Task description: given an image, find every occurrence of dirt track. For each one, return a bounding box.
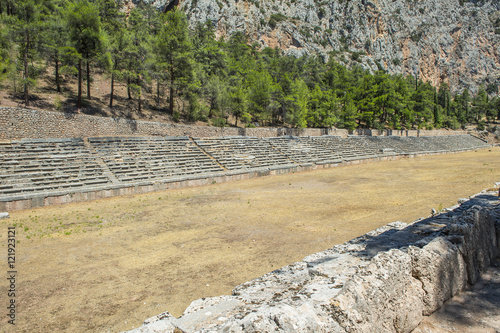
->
[1,148,499,332]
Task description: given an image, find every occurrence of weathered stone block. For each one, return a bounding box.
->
[448,206,498,284]
[327,249,424,333]
[409,237,467,315]
[219,302,343,333]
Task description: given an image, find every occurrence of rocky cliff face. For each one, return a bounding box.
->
[144,0,500,93]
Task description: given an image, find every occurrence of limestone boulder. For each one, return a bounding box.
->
[448,205,498,284]
[409,237,467,315]
[327,249,424,333]
[216,302,343,333]
[231,261,311,304]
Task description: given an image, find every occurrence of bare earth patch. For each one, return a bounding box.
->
[0,148,499,332]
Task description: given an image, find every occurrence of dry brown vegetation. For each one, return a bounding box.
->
[0,149,499,332]
[0,67,205,125]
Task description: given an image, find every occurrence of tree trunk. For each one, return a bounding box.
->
[169,67,174,115]
[86,59,91,99]
[157,80,160,107]
[55,52,61,93]
[109,71,114,108]
[127,77,131,100]
[78,58,82,109]
[138,78,142,113]
[24,32,30,107]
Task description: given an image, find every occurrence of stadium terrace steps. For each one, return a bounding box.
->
[265,136,343,165]
[88,137,225,183]
[0,138,112,197]
[193,136,297,170]
[312,136,380,161]
[0,135,490,207]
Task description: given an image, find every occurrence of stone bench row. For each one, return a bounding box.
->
[195,138,293,169]
[0,176,110,195]
[0,135,489,198]
[115,168,225,183]
[355,135,488,154]
[265,138,343,163]
[110,165,222,176]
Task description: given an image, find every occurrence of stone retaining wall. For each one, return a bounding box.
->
[0,107,467,140]
[127,192,500,333]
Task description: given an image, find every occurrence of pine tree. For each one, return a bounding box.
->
[99,1,127,109]
[10,0,42,107]
[66,0,103,108]
[43,0,68,93]
[247,70,276,125]
[155,9,193,115]
[0,17,11,83]
[288,78,309,128]
[471,86,488,123]
[229,83,248,127]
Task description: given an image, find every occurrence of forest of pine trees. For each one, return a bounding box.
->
[0,0,499,130]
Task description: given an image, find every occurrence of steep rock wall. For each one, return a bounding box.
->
[141,0,500,93]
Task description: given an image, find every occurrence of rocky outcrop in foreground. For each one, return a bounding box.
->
[127,190,499,332]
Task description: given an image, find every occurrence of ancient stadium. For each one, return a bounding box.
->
[0,107,499,332]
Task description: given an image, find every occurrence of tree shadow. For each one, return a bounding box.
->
[362,194,498,257]
[422,257,500,329]
[298,194,499,330]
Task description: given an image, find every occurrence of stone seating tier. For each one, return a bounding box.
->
[0,135,489,199]
[0,138,111,197]
[312,136,379,160]
[194,137,294,170]
[87,137,224,184]
[265,136,343,164]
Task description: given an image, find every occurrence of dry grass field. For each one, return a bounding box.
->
[0,148,499,332]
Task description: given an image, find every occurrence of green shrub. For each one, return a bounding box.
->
[54,96,63,111]
[351,52,362,62]
[211,117,227,127]
[477,120,485,131]
[364,40,371,51]
[318,8,326,18]
[270,13,287,22]
[268,14,287,29]
[410,31,423,43]
[173,111,180,122]
[269,17,277,29]
[300,27,312,39]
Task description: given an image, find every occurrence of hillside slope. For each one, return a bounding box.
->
[141,0,500,93]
